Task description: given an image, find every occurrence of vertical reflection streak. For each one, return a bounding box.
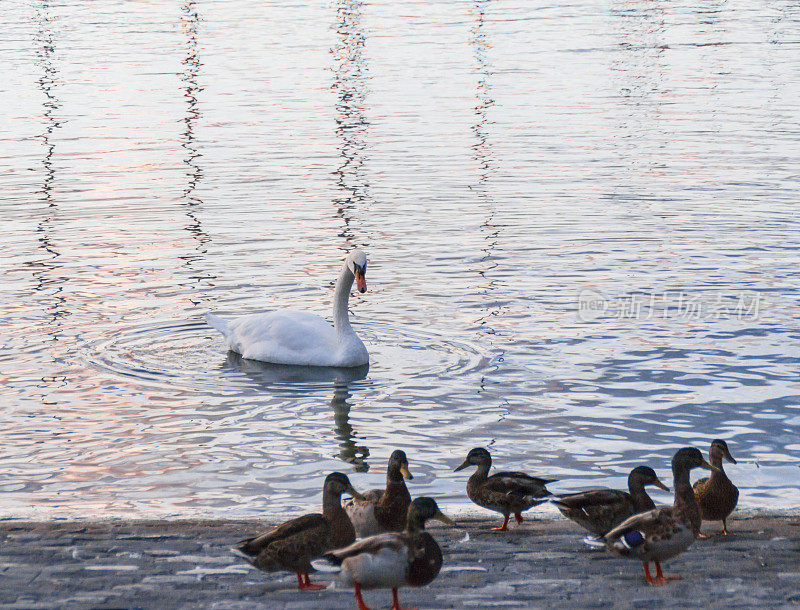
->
[607,2,668,201]
[179,1,212,304]
[330,0,371,252]
[32,1,67,349]
[470,0,506,393]
[330,382,369,472]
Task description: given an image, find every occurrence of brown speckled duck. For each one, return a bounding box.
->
[324,497,454,610]
[233,472,365,590]
[555,466,670,537]
[344,450,413,538]
[454,447,556,531]
[603,448,718,586]
[693,439,739,536]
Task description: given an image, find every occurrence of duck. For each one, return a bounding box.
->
[207,249,369,367]
[324,497,454,610]
[233,472,365,590]
[602,447,719,586]
[454,447,556,531]
[344,450,414,538]
[693,439,739,536]
[554,466,670,538]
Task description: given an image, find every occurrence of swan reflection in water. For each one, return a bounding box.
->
[222,352,370,472]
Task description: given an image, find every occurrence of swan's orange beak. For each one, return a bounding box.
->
[355,268,367,293]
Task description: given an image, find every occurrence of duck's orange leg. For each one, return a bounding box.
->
[514,511,524,524]
[643,562,663,586]
[355,582,371,610]
[654,561,681,582]
[721,519,729,535]
[697,531,710,539]
[490,514,510,531]
[390,587,415,610]
[298,572,326,590]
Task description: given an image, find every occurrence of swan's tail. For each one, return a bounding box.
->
[206,313,231,340]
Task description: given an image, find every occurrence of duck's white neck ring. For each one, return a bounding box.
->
[333,265,355,337]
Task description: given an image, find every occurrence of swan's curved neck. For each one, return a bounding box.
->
[333,265,355,337]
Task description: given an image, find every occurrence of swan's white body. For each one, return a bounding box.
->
[207,250,369,367]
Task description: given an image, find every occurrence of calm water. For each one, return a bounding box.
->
[2,0,799,519]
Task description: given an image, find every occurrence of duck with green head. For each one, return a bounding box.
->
[603,447,719,586]
[693,439,739,536]
[233,472,364,590]
[454,447,556,531]
[325,497,454,610]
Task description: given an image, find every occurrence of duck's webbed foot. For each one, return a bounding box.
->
[489,514,510,531]
[297,572,326,590]
[643,563,664,586]
[655,561,681,582]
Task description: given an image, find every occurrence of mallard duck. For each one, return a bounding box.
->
[454,447,556,531]
[324,497,454,610]
[693,439,739,536]
[233,472,365,590]
[344,450,413,537]
[603,447,719,586]
[554,466,670,537]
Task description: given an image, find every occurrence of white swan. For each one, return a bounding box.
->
[207,249,369,367]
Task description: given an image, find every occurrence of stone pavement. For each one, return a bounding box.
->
[0,516,798,608]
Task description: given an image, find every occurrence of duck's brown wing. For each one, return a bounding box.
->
[554,489,633,536]
[555,488,626,508]
[237,513,326,556]
[485,471,555,498]
[249,517,332,573]
[604,506,676,543]
[323,532,407,564]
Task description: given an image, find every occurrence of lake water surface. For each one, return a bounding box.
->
[2,0,799,518]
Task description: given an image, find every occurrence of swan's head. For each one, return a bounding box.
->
[346,249,367,293]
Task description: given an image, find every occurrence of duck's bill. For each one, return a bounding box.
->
[434,509,455,526]
[454,460,470,472]
[654,478,670,492]
[354,269,367,293]
[701,458,722,473]
[724,449,737,464]
[347,485,366,501]
[400,465,414,480]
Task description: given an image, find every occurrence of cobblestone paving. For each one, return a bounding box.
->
[0,517,798,608]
